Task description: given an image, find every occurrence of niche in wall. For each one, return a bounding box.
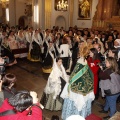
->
[18,16,27,28]
[55,16,66,29]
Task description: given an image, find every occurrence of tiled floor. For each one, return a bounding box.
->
[6,58,120,120]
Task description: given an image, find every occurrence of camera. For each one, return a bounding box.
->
[0,57,5,75]
[98,61,106,70]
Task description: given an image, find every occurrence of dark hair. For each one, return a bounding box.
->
[56,57,62,62]
[107,41,114,49]
[51,115,59,120]
[108,48,118,59]
[8,90,33,112]
[2,73,16,87]
[92,38,98,44]
[8,30,14,36]
[90,48,99,60]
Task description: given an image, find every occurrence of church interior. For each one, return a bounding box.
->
[0,0,120,120]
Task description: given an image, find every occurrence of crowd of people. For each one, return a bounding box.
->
[0,24,120,120]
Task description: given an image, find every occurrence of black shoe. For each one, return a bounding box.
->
[99,110,108,113]
[95,95,99,100]
[103,116,110,120]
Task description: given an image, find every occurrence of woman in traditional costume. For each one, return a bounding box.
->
[42,42,56,73]
[1,36,17,66]
[7,31,19,58]
[61,43,95,119]
[7,31,18,50]
[16,30,27,48]
[40,57,69,111]
[16,30,27,58]
[41,30,52,61]
[28,29,42,62]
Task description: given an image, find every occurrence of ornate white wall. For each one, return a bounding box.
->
[51,0,69,30]
[8,0,99,29]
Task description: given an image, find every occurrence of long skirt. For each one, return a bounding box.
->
[40,92,63,111]
[42,53,53,73]
[62,57,69,70]
[61,98,92,120]
[40,77,66,111]
[28,41,41,62]
[1,45,15,63]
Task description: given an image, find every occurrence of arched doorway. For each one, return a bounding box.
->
[18,16,27,28]
[55,16,66,30]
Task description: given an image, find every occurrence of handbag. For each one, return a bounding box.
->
[104,89,112,95]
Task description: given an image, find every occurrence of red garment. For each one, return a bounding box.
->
[87,57,100,94]
[0,99,42,120]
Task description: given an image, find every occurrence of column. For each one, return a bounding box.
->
[69,0,74,27]
[102,0,114,20]
[45,0,52,29]
[9,0,16,26]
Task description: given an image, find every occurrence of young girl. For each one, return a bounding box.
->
[87,48,100,95]
[40,57,68,111]
[99,57,120,119]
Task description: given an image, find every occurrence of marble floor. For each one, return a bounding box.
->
[5,58,120,120]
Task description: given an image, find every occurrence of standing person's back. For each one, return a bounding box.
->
[60,44,70,57]
[59,37,71,70]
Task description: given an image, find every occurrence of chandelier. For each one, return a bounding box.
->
[57,0,68,11]
[0,0,9,8]
[25,0,32,5]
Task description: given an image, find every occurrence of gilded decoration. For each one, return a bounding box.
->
[54,0,68,11]
[78,0,92,20]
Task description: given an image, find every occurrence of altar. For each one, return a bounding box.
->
[92,0,120,32]
[105,16,120,31]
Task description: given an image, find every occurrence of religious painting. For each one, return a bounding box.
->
[24,5,32,17]
[78,0,92,20]
[54,0,68,11]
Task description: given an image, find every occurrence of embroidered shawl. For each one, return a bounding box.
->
[68,58,94,96]
[44,59,68,99]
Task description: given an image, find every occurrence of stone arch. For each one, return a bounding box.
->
[18,16,27,28]
[55,15,66,30]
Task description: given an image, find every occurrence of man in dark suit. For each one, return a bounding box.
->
[112,30,118,40]
[100,33,107,47]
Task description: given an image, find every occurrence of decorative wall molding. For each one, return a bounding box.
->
[69,0,73,27]
[45,0,52,29]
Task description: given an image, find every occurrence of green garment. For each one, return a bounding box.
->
[68,63,94,96]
